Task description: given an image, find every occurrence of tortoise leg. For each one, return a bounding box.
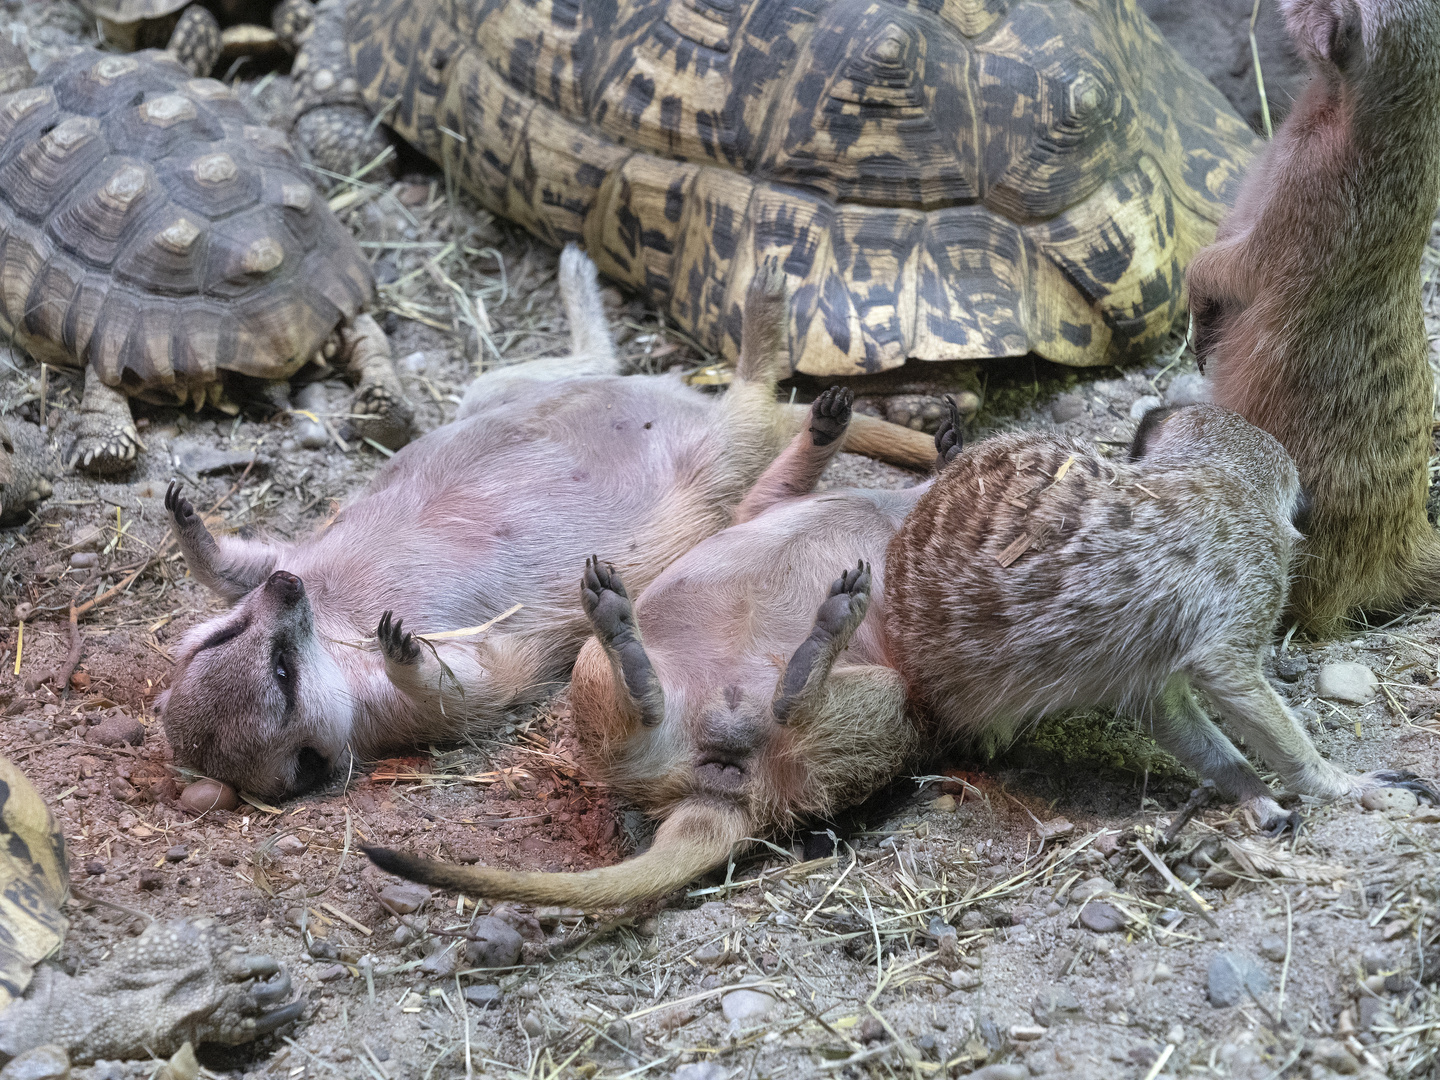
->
[67,368,141,476]
[290,0,393,178]
[167,5,222,77]
[0,417,54,526]
[271,0,315,49]
[339,313,414,450]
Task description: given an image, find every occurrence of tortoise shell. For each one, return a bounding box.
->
[340,0,1257,375]
[0,50,372,404]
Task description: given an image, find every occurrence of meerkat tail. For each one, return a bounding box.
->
[364,799,750,909]
[778,404,935,470]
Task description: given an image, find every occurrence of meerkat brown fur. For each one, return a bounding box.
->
[1187,0,1440,634]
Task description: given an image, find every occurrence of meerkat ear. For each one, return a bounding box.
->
[1128,405,1180,461]
[1282,0,1364,69]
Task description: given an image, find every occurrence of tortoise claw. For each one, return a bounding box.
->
[253,997,304,1034]
[250,964,291,1004]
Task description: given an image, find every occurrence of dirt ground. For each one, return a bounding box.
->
[7,5,1440,1080]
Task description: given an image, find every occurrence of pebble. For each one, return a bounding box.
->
[464,915,523,969]
[1166,1023,1184,1045]
[1274,655,1308,682]
[419,941,459,978]
[1207,951,1271,1007]
[70,525,105,552]
[308,939,337,959]
[179,779,239,814]
[858,1017,886,1044]
[138,869,163,891]
[400,350,429,373]
[315,963,349,982]
[1258,934,1287,962]
[292,383,330,449]
[929,793,957,812]
[1310,1038,1361,1075]
[1032,986,1081,1025]
[1068,876,1113,903]
[1361,945,1390,974]
[69,552,99,570]
[949,968,982,991]
[1165,372,1211,406]
[672,1065,727,1080]
[0,1044,72,1080]
[84,861,104,875]
[520,1012,544,1038]
[464,984,503,1010]
[1051,394,1086,422]
[107,777,137,802]
[721,986,776,1023]
[1129,394,1163,420]
[1361,786,1419,814]
[1009,1025,1046,1042]
[692,943,728,966]
[169,439,265,477]
[1078,901,1125,933]
[377,882,431,915]
[84,713,144,747]
[959,909,987,931]
[274,835,308,855]
[1316,662,1378,704]
[163,845,188,863]
[968,1067,1028,1080]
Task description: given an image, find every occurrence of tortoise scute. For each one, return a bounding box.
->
[341,0,1254,372]
[0,48,372,401]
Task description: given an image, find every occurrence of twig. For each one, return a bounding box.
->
[1141,1043,1175,1080]
[1250,0,1274,138]
[1134,839,1218,927]
[1162,781,1216,845]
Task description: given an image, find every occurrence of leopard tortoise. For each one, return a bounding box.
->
[83,0,317,78]
[291,0,1259,376]
[0,47,412,475]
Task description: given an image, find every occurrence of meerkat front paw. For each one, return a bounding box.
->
[814,560,872,638]
[377,611,421,666]
[809,386,853,447]
[581,556,636,642]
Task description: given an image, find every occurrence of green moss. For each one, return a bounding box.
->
[1000,709,1194,782]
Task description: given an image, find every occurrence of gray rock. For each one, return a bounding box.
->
[400,350,429,373]
[315,963,348,982]
[0,1044,70,1080]
[968,1067,1029,1080]
[1207,951,1271,1007]
[1165,372,1212,406]
[1032,986,1081,1025]
[70,525,105,552]
[1316,662,1378,704]
[1129,394,1163,420]
[464,983,503,1010]
[163,845,188,863]
[85,713,144,747]
[1274,655,1308,682]
[672,1065,728,1080]
[520,1012,544,1038]
[464,915,523,969]
[721,986,776,1023]
[69,552,99,570]
[1051,394,1087,422]
[1257,934,1287,962]
[1310,1038,1361,1074]
[1068,876,1113,903]
[419,940,459,978]
[292,383,331,449]
[959,909,987,931]
[378,882,430,915]
[1361,945,1391,975]
[1078,901,1125,933]
[169,439,266,478]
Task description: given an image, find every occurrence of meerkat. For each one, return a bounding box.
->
[1186,0,1440,634]
[367,403,1434,909]
[158,247,933,800]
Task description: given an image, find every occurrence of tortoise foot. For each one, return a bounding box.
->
[343,381,414,450]
[0,919,301,1064]
[66,416,140,476]
[272,0,316,49]
[167,5,222,77]
[0,417,55,526]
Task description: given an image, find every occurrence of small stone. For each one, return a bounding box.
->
[1069,876,1113,903]
[315,963,348,982]
[1129,394,1163,420]
[1207,951,1271,1007]
[858,1017,886,1044]
[672,1065,726,1080]
[968,1067,1028,1080]
[1166,1023,1184,1045]
[179,779,239,814]
[0,1044,71,1080]
[1310,1038,1361,1075]
[85,713,144,747]
[169,439,267,478]
[377,882,431,915]
[107,777,137,802]
[1316,662,1378,704]
[71,525,105,552]
[280,438,298,452]
[721,987,777,1023]
[292,383,330,449]
[84,860,104,875]
[1051,394,1086,422]
[1258,935,1287,962]
[216,853,239,867]
[1165,372,1211,406]
[1274,655,1308,682]
[520,1012,544,1038]
[1032,986,1080,1025]
[1362,786,1419,814]
[949,967,982,991]
[307,939,337,959]
[164,844,188,862]
[69,552,99,570]
[1078,901,1125,933]
[1009,1025,1046,1042]
[1092,831,1121,857]
[692,943,728,966]
[419,940,458,978]
[1173,863,1202,884]
[930,793,956,812]
[138,869,163,891]
[274,835,308,855]
[1361,945,1390,974]
[464,984,503,1010]
[400,350,428,373]
[959,909,987,931]
[392,925,413,947]
[464,915,523,969]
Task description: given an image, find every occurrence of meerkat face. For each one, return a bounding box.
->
[160,570,354,800]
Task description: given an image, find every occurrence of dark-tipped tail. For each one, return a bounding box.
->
[364,799,750,910]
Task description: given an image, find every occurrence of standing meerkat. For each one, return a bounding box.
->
[367,403,1434,908]
[1186,0,1440,634]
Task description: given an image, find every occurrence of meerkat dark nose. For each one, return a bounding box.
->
[266,570,305,605]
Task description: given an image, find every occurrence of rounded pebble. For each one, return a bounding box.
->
[164,844,189,862]
[1316,662,1378,704]
[69,552,99,570]
[378,882,431,915]
[179,778,239,814]
[464,915,523,969]
[1078,901,1125,933]
[464,983,503,1010]
[721,986,777,1023]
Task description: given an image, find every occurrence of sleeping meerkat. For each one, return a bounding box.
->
[158,247,933,800]
[1187,0,1440,634]
[367,402,1434,908]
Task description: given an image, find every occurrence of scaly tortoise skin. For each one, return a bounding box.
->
[0,49,411,474]
[83,0,317,77]
[297,0,1258,375]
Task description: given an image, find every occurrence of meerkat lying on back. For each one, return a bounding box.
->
[367,402,1434,908]
[157,248,933,800]
[1187,0,1440,634]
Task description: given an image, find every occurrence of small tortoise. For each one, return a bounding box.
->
[0,755,301,1065]
[0,47,412,475]
[83,0,317,77]
[292,0,1258,375]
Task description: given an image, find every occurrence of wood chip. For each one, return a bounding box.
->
[321,901,373,936]
[996,533,1033,567]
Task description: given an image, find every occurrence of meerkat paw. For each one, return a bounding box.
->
[1249,799,1304,839]
[934,396,965,469]
[164,480,199,530]
[377,611,420,666]
[808,386,853,447]
[581,556,635,642]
